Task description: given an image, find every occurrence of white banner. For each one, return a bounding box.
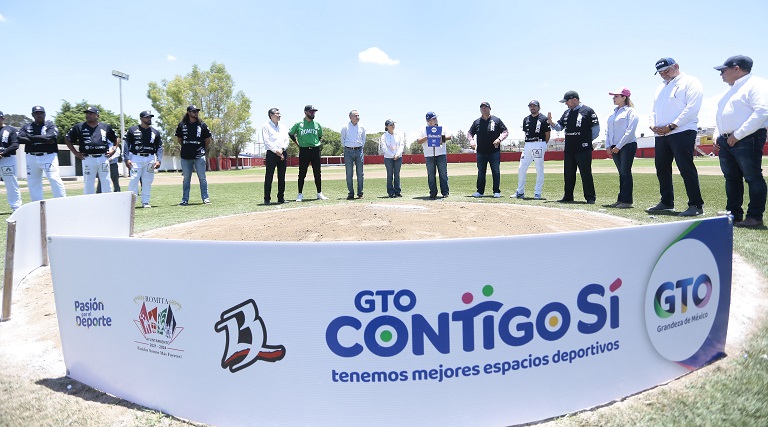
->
[48,217,732,426]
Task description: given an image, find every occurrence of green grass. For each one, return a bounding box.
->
[1,157,767,426]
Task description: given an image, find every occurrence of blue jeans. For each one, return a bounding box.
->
[654,130,703,208]
[611,142,637,203]
[476,150,501,194]
[425,155,448,197]
[384,157,402,196]
[181,157,209,203]
[344,147,364,196]
[718,130,767,221]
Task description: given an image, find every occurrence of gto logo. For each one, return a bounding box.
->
[653,274,713,319]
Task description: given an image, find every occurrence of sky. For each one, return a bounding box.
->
[2,0,767,148]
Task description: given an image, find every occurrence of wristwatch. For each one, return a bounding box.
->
[668,123,677,130]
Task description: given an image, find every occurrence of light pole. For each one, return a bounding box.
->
[111,70,129,176]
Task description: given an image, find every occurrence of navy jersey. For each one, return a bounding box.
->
[66,122,117,154]
[18,120,59,154]
[0,125,20,156]
[522,114,551,142]
[468,115,508,153]
[124,125,162,154]
[556,105,598,153]
[175,120,211,159]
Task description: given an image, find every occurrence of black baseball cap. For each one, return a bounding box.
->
[528,100,540,107]
[480,101,491,108]
[559,91,579,103]
[139,110,154,118]
[84,106,100,114]
[713,55,753,72]
[654,57,676,74]
[187,105,201,112]
[304,105,318,112]
[32,106,46,113]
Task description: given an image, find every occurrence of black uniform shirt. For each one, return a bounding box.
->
[18,120,59,154]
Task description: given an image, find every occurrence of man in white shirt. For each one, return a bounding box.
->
[262,108,290,204]
[647,58,705,217]
[713,55,768,228]
[417,111,452,199]
[340,110,366,199]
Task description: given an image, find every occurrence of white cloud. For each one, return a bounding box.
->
[0,14,6,22]
[358,47,399,66]
[167,55,177,61]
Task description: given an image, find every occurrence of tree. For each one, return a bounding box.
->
[365,132,383,155]
[147,62,254,168]
[452,130,470,149]
[409,140,423,155]
[54,100,137,144]
[3,114,31,128]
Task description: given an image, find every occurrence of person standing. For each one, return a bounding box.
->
[713,55,768,228]
[341,110,366,199]
[647,57,705,217]
[0,111,22,211]
[64,106,118,194]
[262,108,289,205]
[17,106,67,201]
[124,110,163,208]
[513,100,550,199]
[380,119,404,198]
[97,144,121,193]
[605,88,639,208]
[176,105,212,206]
[547,91,600,204]
[417,111,452,199]
[289,105,327,202]
[468,101,508,198]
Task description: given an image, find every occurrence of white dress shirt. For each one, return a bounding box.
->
[652,73,703,134]
[262,120,289,153]
[606,106,639,149]
[381,132,404,158]
[341,122,366,148]
[715,73,768,139]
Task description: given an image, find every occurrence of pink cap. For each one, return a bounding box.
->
[608,87,631,97]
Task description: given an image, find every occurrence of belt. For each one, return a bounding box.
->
[84,154,105,158]
[136,153,152,157]
[345,146,362,150]
[720,133,732,139]
[301,146,319,150]
[28,152,48,156]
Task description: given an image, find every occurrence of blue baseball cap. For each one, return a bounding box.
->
[654,57,676,74]
[425,111,437,121]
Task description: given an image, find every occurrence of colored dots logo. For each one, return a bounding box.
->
[462,285,495,304]
[380,330,393,343]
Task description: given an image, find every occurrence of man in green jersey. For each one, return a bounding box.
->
[289,105,327,201]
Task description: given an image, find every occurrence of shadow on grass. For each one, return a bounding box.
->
[35,376,199,425]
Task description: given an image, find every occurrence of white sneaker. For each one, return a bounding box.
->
[493,193,501,198]
[534,194,542,200]
[472,192,483,198]
[296,193,303,202]
[142,203,151,208]
[316,192,328,200]
[510,192,524,199]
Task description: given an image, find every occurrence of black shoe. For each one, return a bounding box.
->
[647,202,674,212]
[388,194,395,198]
[264,200,271,205]
[678,206,704,217]
[586,200,595,205]
[277,199,285,204]
[734,218,764,228]
[395,194,402,198]
[442,194,449,198]
[430,194,437,200]
[557,198,573,203]
[357,193,364,199]
[178,201,188,206]
[347,194,355,200]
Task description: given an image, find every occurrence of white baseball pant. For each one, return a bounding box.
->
[0,155,22,210]
[26,152,67,201]
[82,154,112,194]
[128,156,156,204]
[516,140,547,196]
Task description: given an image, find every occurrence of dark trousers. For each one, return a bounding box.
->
[563,149,595,202]
[264,150,287,203]
[718,129,767,221]
[298,146,321,194]
[97,162,120,193]
[611,142,637,203]
[654,130,703,208]
[476,150,501,194]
